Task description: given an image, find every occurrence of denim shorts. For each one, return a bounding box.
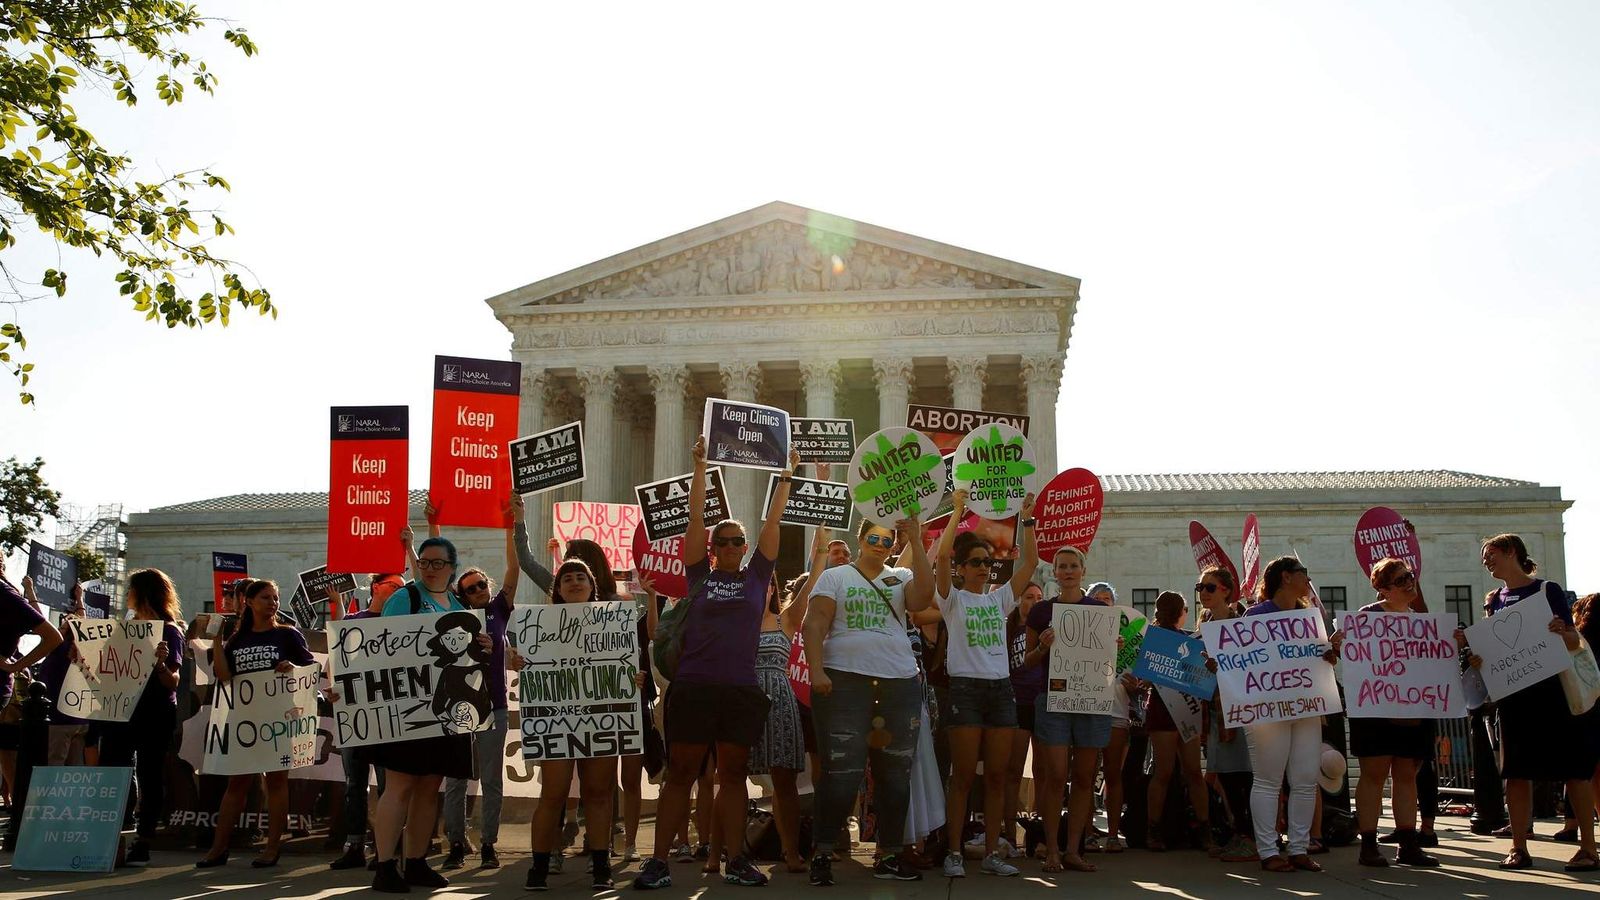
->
[1032,693,1113,748]
[946,677,1018,728]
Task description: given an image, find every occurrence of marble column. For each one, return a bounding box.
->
[683,382,707,464]
[948,356,988,410]
[1021,355,1064,476]
[800,359,841,419]
[611,387,639,502]
[649,364,689,478]
[720,361,763,524]
[577,366,619,502]
[873,357,915,433]
[516,368,548,597]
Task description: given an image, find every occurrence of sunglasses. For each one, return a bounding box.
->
[1195,583,1222,594]
[416,558,452,571]
[1385,572,1417,589]
[863,534,895,548]
[713,536,747,548]
[460,581,489,595]
[964,558,993,568]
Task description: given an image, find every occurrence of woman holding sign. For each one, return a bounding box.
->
[197,579,316,869]
[1462,534,1599,872]
[0,557,63,826]
[928,489,1037,878]
[1140,591,1214,854]
[1241,557,1339,873]
[1197,566,1257,863]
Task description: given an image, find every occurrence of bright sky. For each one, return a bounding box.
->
[1,1,1596,586]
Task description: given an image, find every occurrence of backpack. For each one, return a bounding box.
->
[650,576,708,682]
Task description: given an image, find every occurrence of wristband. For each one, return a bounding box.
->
[1021,518,1037,527]
[779,475,792,483]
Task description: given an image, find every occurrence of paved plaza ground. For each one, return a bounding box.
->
[3,814,1598,899]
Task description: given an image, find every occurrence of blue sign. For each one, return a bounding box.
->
[702,398,790,471]
[13,766,133,873]
[1133,627,1217,698]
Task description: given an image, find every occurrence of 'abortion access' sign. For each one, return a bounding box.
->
[1465,606,1573,702]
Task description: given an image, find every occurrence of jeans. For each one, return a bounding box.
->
[1245,717,1321,857]
[99,704,175,839]
[443,708,509,845]
[339,746,387,843]
[811,669,923,854]
[47,723,88,766]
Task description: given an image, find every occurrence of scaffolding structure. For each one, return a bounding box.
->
[54,503,125,606]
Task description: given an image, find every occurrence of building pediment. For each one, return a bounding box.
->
[487,202,1079,312]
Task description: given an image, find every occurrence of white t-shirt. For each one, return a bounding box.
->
[939,584,1018,680]
[810,565,918,679]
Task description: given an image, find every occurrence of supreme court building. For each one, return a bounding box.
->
[124,203,1574,625]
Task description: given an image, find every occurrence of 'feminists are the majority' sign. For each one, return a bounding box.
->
[1202,608,1342,725]
[430,355,521,528]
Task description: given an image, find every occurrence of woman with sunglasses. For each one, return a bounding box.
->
[1343,558,1438,868]
[801,504,935,886]
[635,438,797,891]
[1240,557,1338,873]
[927,489,1037,877]
[439,505,523,871]
[1460,534,1598,872]
[197,578,316,869]
[1196,566,1256,863]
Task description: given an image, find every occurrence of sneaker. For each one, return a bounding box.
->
[527,862,549,891]
[964,831,987,860]
[982,852,1020,877]
[442,841,467,870]
[673,842,695,863]
[808,853,835,886]
[403,856,449,888]
[372,859,411,893]
[330,843,368,870]
[550,852,564,873]
[1220,836,1260,863]
[481,842,499,868]
[873,854,923,881]
[998,836,1024,859]
[623,844,640,862]
[693,843,710,861]
[633,857,673,890]
[943,852,966,878]
[1420,831,1439,848]
[724,855,770,886]
[593,851,615,889]
[125,840,151,867]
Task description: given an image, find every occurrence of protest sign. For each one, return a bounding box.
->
[552,502,641,575]
[1189,521,1242,591]
[82,588,110,619]
[1116,613,1147,674]
[328,610,494,748]
[790,417,856,464]
[788,632,811,707]
[26,541,75,611]
[299,566,358,607]
[1465,607,1573,702]
[1033,468,1103,557]
[511,601,643,760]
[1354,507,1422,578]
[906,403,1030,454]
[1155,685,1206,743]
[849,427,947,529]
[12,766,133,873]
[703,398,790,471]
[57,618,163,722]
[212,552,248,613]
[952,424,1038,520]
[1241,514,1262,600]
[328,405,409,573]
[1202,609,1342,726]
[430,355,521,528]
[287,584,320,632]
[202,664,321,775]
[763,474,851,530]
[1133,627,1217,698]
[924,510,1019,585]
[634,468,730,543]
[1045,603,1119,714]
[1338,611,1462,718]
[510,421,586,496]
[631,530,691,598]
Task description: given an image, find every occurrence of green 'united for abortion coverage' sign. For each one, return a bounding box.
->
[13,766,134,873]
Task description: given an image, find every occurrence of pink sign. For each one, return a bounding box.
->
[1189,520,1242,591]
[1034,468,1104,557]
[1354,507,1421,577]
[631,528,688,599]
[553,502,642,575]
[788,632,811,707]
[1241,514,1262,600]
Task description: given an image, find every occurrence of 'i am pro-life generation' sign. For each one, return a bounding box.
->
[510,421,586,496]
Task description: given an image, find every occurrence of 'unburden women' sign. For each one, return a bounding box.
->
[1338,611,1462,718]
[1202,608,1342,726]
[512,601,643,760]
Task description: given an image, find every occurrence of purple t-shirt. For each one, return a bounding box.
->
[133,621,186,714]
[37,631,77,724]
[1245,598,1302,616]
[1488,579,1571,624]
[225,626,314,675]
[0,577,46,706]
[674,548,776,686]
[1018,594,1100,704]
[486,590,510,710]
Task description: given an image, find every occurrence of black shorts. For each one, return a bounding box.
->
[665,681,770,747]
[1349,717,1434,761]
[360,733,475,779]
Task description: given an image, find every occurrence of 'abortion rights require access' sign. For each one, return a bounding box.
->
[512,601,643,760]
[329,610,494,748]
[1202,608,1342,726]
[328,406,409,573]
[202,664,322,775]
[1338,611,1463,718]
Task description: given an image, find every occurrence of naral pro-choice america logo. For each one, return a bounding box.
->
[438,357,516,391]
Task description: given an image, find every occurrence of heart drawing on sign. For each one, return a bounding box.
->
[1491,611,1524,649]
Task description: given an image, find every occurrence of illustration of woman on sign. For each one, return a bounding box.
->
[428,610,494,735]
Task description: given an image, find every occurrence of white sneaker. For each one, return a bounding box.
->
[943,853,966,878]
[998,836,1023,859]
[982,852,1020,877]
[963,832,987,860]
[622,845,639,862]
